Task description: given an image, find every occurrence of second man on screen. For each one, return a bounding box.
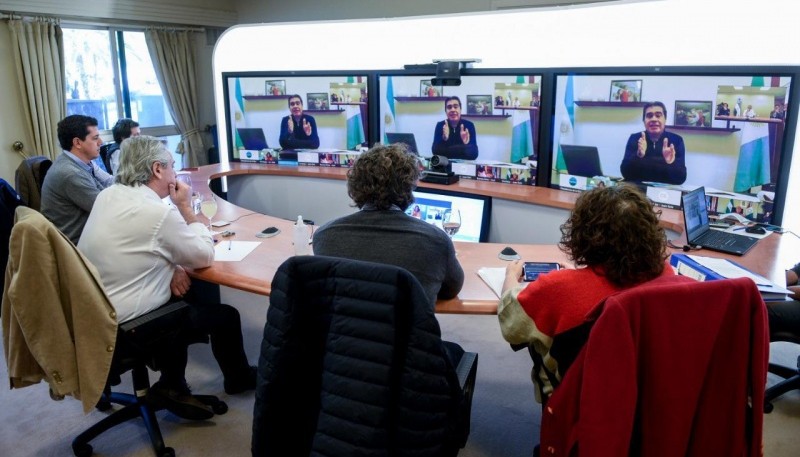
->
[432,96,479,160]
[279,94,320,150]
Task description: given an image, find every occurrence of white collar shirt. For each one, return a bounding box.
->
[78,183,214,322]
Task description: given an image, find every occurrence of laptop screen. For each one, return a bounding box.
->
[681,186,710,242]
[237,128,268,150]
[386,132,419,155]
[560,145,603,177]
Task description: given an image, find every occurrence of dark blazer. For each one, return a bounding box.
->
[252,256,463,457]
[14,155,52,210]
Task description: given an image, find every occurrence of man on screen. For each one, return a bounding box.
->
[279,94,320,150]
[432,96,479,160]
[620,101,687,185]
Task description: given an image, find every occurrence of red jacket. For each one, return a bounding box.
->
[540,275,768,457]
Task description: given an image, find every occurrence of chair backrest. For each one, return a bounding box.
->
[2,206,117,413]
[0,179,24,317]
[14,155,52,210]
[539,275,768,457]
[252,255,462,457]
[99,143,114,174]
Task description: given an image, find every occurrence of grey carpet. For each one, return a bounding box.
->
[1,286,798,456]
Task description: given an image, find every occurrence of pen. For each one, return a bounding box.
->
[228,240,232,250]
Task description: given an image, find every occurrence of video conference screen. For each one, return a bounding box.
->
[549,72,793,223]
[408,187,492,243]
[224,73,369,163]
[379,73,542,185]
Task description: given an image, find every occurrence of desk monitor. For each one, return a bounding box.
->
[548,69,798,225]
[223,72,369,163]
[236,128,268,150]
[408,187,492,243]
[561,144,603,177]
[385,132,419,155]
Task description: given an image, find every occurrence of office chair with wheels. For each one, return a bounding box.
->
[252,255,478,457]
[764,329,800,413]
[2,207,226,457]
[539,275,768,457]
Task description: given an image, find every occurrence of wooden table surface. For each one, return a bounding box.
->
[184,163,799,315]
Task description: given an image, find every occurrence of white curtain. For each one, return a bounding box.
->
[145,29,206,167]
[8,18,65,160]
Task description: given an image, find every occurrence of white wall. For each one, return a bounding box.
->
[214,0,800,232]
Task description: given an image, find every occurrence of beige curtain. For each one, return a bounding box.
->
[145,29,206,167]
[8,18,65,160]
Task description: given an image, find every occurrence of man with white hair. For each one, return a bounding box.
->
[79,136,255,419]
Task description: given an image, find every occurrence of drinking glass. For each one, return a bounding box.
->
[442,209,462,239]
[200,194,218,230]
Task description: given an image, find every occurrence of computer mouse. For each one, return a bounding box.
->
[745,226,766,235]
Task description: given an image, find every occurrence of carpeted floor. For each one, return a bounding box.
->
[1,286,798,456]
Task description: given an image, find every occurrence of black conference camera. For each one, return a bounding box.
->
[420,155,460,185]
[431,61,462,87]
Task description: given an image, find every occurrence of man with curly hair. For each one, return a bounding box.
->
[497,184,674,403]
[312,143,463,306]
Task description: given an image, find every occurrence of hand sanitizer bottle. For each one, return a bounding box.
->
[293,215,311,255]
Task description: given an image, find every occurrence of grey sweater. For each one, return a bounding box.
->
[41,153,113,245]
[313,209,464,306]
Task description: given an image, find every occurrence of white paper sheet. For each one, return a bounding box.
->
[214,240,260,262]
[477,267,506,298]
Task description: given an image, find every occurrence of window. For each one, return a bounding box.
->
[63,28,176,135]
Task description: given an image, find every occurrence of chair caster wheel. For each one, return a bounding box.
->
[764,401,774,413]
[73,442,93,457]
[211,400,228,415]
[158,447,176,457]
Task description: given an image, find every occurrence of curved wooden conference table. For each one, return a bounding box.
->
[184,162,800,315]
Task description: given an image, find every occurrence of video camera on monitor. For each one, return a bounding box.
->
[420,155,459,185]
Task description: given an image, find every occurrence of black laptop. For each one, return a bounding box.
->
[681,187,757,256]
[237,128,268,150]
[386,132,419,155]
[561,144,603,177]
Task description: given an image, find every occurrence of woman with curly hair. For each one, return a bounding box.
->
[312,143,463,306]
[498,184,672,403]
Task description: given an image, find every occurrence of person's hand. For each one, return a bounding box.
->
[637,132,647,158]
[501,260,525,294]
[169,179,192,209]
[287,117,294,134]
[662,138,676,164]
[170,265,191,297]
[442,121,450,141]
[302,118,312,136]
[460,124,470,144]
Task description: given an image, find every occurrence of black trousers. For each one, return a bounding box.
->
[767,299,800,339]
[118,297,251,389]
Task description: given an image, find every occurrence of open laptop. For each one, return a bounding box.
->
[561,144,603,177]
[386,132,419,155]
[237,128,268,150]
[681,186,758,256]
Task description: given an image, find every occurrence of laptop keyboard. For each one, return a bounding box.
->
[696,229,736,247]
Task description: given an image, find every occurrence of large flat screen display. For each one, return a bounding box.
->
[549,72,794,224]
[223,73,369,162]
[407,187,492,243]
[379,72,542,185]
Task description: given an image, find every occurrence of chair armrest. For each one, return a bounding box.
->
[455,351,478,391]
[119,301,189,333]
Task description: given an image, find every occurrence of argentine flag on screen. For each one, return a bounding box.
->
[554,74,575,172]
[232,78,245,149]
[382,76,396,143]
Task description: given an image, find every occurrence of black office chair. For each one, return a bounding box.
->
[252,255,478,457]
[764,330,800,413]
[99,143,115,174]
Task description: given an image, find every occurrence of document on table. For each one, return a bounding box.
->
[214,241,260,261]
[477,267,506,298]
